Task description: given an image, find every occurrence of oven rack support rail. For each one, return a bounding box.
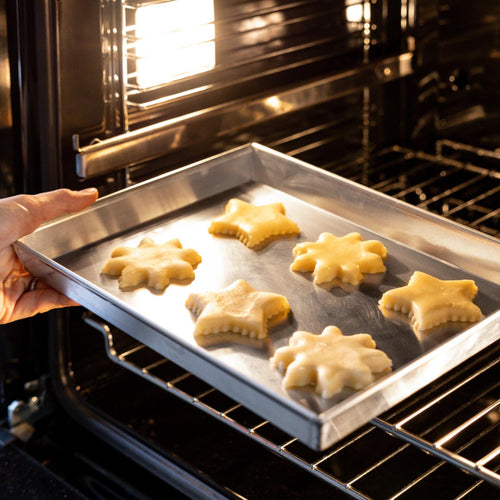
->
[84,314,500,499]
[75,52,413,179]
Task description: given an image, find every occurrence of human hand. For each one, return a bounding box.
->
[0,188,99,323]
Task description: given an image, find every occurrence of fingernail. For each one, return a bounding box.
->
[79,187,98,195]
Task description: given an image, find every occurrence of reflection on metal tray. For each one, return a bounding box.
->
[15,144,500,450]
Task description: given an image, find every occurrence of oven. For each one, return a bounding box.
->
[1,0,499,498]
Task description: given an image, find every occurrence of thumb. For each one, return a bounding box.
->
[0,188,99,246]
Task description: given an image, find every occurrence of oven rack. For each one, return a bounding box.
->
[274,143,500,238]
[84,314,500,499]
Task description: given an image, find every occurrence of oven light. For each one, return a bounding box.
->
[346,2,371,24]
[134,0,215,89]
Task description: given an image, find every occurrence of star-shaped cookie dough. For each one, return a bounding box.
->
[101,237,202,290]
[185,279,290,339]
[270,326,392,398]
[208,199,300,248]
[290,232,387,285]
[379,271,483,330]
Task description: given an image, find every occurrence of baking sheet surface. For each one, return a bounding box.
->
[56,181,499,416]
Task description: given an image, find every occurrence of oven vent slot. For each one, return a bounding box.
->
[84,313,500,498]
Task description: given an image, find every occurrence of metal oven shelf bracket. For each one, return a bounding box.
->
[74,53,413,179]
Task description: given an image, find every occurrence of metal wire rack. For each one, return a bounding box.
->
[284,143,500,238]
[83,314,500,499]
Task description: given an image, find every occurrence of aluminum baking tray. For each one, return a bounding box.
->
[15,143,500,450]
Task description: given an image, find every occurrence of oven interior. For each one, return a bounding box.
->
[1,0,499,498]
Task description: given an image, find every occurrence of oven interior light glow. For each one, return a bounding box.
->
[346,2,371,23]
[135,0,215,89]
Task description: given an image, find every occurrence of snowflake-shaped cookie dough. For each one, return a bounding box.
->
[270,326,392,398]
[208,199,300,248]
[101,237,202,290]
[185,279,290,339]
[379,271,482,330]
[290,232,387,285]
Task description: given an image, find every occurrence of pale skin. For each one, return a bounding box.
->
[0,188,99,324]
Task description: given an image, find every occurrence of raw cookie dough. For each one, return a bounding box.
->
[101,237,202,290]
[185,279,290,339]
[290,232,387,285]
[379,271,483,330]
[208,198,300,248]
[271,326,392,398]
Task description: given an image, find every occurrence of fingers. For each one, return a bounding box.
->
[1,284,78,324]
[0,188,96,323]
[0,188,98,246]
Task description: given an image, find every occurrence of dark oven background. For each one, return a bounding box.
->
[1,0,499,499]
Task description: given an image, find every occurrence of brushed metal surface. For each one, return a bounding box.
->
[15,144,500,450]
